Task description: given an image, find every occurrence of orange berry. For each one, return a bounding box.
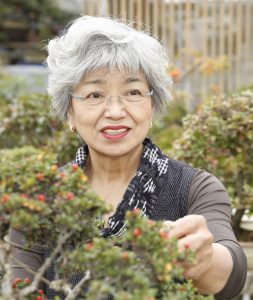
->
[1,194,10,203]
[159,230,169,240]
[85,242,93,251]
[72,163,79,171]
[121,252,130,260]
[170,68,181,79]
[36,173,44,181]
[133,228,142,238]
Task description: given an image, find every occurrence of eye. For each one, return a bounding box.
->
[87,92,104,99]
[127,89,142,96]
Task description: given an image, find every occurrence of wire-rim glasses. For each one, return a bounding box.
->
[70,90,153,106]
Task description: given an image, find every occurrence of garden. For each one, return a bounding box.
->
[0,61,253,299]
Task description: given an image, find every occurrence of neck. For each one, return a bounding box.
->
[86,144,144,185]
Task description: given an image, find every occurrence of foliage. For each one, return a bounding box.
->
[0,0,76,43]
[150,90,188,150]
[0,147,213,300]
[169,89,253,235]
[0,87,81,165]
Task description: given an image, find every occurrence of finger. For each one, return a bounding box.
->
[177,231,213,252]
[184,258,212,280]
[169,215,207,239]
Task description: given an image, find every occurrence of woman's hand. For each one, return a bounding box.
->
[163,215,213,280]
[163,215,233,294]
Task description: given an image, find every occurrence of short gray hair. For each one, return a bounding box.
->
[46,15,172,121]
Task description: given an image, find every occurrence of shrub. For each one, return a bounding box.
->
[170,89,253,237]
[0,147,213,300]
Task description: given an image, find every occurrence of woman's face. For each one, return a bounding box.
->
[68,69,153,157]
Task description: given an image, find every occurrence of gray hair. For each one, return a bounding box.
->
[46,15,172,121]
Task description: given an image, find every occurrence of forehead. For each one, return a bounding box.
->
[81,68,148,85]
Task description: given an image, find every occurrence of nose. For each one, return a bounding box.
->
[104,96,127,119]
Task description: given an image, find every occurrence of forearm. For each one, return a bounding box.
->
[193,243,233,295]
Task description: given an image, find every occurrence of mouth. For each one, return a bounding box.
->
[101,126,130,140]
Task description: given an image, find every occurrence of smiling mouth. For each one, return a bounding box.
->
[103,128,129,136]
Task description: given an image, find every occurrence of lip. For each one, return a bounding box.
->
[101,125,130,141]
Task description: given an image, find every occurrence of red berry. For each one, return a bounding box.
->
[184,243,190,249]
[1,194,10,203]
[133,228,142,238]
[37,194,46,202]
[60,172,65,178]
[35,296,43,300]
[38,289,44,295]
[132,208,140,215]
[24,277,31,284]
[36,173,44,181]
[85,242,93,251]
[72,163,79,171]
[66,192,74,201]
[12,277,21,288]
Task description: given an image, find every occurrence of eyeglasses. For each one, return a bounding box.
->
[70,89,153,107]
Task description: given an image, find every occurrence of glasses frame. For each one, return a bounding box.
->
[70,90,154,105]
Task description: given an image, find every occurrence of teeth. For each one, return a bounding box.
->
[104,128,128,135]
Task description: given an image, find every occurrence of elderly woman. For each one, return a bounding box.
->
[10,16,246,299]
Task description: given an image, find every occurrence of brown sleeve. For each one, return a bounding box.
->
[8,227,45,286]
[188,170,247,300]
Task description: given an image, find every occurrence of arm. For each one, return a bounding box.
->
[164,170,247,299]
[8,227,45,285]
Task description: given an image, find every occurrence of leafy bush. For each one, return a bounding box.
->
[0,89,81,165]
[0,147,213,300]
[170,89,253,236]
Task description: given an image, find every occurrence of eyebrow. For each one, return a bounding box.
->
[82,76,145,85]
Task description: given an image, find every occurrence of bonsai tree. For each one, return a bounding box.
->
[170,89,253,238]
[0,146,213,300]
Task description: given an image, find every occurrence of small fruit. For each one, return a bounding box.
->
[12,277,21,288]
[170,68,181,80]
[36,173,44,181]
[133,228,142,238]
[1,194,10,203]
[37,194,46,202]
[72,163,79,171]
[85,242,93,251]
[66,192,74,201]
[24,277,31,284]
[159,230,169,240]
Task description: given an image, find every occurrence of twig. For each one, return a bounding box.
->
[65,270,91,300]
[0,241,13,297]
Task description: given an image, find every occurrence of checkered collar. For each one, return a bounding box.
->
[74,138,169,237]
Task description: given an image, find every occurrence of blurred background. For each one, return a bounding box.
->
[0,1,253,298]
[0,0,252,102]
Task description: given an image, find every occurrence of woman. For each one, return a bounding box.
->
[10,16,247,299]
